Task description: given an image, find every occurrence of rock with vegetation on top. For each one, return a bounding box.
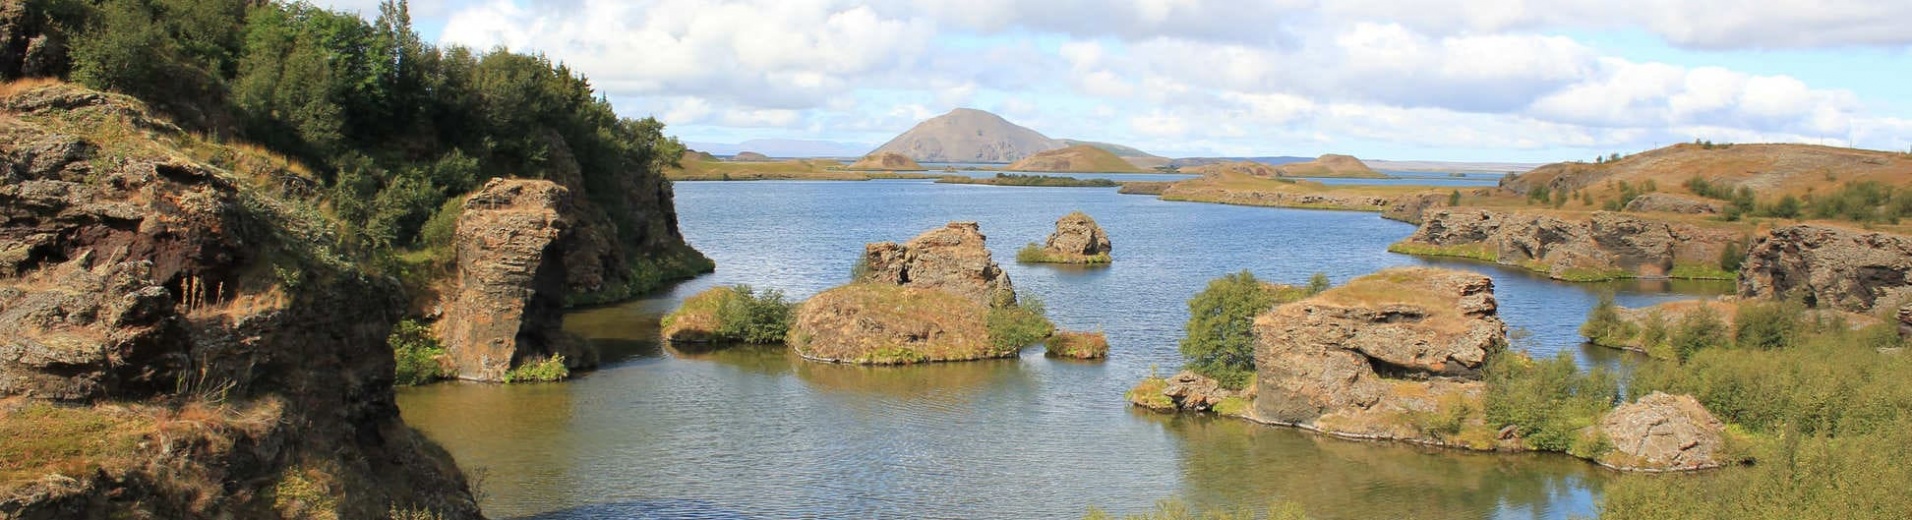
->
[1274,154,1386,178]
[1622,193,1721,215]
[1006,144,1149,173]
[1739,225,1912,312]
[859,222,1017,308]
[436,178,590,382]
[1044,330,1109,359]
[1395,209,1741,281]
[1598,392,1728,471]
[788,284,999,364]
[730,151,771,161]
[847,152,923,171]
[0,83,478,518]
[1253,268,1506,431]
[1180,161,1282,178]
[1025,211,1112,264]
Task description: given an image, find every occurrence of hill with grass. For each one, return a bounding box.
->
[847,152,924,171]
[1504,143,1912,221]
[1060,139,1168,169]
[1275,154,1387,178]
[1006,144,1149,173]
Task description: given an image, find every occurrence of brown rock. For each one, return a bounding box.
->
[1161,370,1247,411]
[1036,211,1112,262]
[0,259,186,401]
[1739,225,1912,312]
[1399,209,1739,280]
[1623,193,1721,215]
[1253,268,1506,425]
[859,222,1016,308]
[1599,392,1727,470]
[532,128,711,307]
[436,178,590,382]
[787,283,1002,364]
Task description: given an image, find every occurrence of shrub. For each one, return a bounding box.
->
[502,355,568,383]
[1732,299,1805,351]
[1670,305,1729,361]
[1306,272,1331,295]
[1483,352,1618,453]
[987,292,1054,353]
[1447,189,1461,206]
[1180,271,1282,389]
[388,319,447,386]
[1579,293,1637,347]
[1016,242,1047,263]
[712,285,793,344]
[1045,331,1109,359]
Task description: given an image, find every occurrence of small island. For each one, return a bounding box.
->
[846,152,924,171]
[1006,144,1149,173]
[1018,211,1114,264]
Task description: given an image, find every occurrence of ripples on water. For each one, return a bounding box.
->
[399,180,1729,519]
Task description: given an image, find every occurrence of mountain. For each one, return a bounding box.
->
[870,108,1066,163]
[1005,145,1149,173]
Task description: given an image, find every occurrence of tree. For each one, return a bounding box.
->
[1181,271,1280,389]
[1307,272,1331,295]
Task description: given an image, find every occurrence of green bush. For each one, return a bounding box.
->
[1579,293,1638,347]
[502,354,568,384]
[1732,299,1805,350]
[1180,271,1284,390]
[388,319,447,386]
[1483,352,1618,453]
[986,292,1054,353]
[1670,305,1729,361]
[712,285,794,344]
[1306,272,1331,295]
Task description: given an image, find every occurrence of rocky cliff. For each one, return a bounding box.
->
[530,129,712,308]
[1252,268,1506,429]
[1739,225,1912,312]
[858,222,1016,308]
[1393,209,1741,281]
[436,178,590,381]
[0,84,477,518]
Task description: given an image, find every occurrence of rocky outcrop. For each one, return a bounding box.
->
[847,152,922,171]
[1159,180,1397,212]
[1252,268,1506,428]
[529,128,712,308]
[436,178,590,381]
[787,284,1000,364]
[858,222,1016,308]
[1739,225,1912,312]
[1624,193,1721,215]
[0,84,477,518]
[1598,392,1727,471]
[1381,192,1457,224]
[1027,212,1111,263]
[1395,209,1741,281]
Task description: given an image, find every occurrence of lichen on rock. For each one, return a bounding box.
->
[1598,392,1728,471]
[1023,211,1112,264]
[857,221,1016,308]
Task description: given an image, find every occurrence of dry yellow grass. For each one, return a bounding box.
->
[0,397,283,489]
[788,283,994,364]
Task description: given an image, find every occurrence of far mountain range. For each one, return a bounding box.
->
[691,108,1537,173]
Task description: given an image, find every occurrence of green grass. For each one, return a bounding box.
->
[1125,375,1176,411]
[389,319,448,386]
[0,402,150,483]
[1386,241,1499,262]
[502,355,569,383]
[660,285,793,344]
[1669,263,1736,280]
[1553,266,1634,282]
[1044,331,1110,359]
[1211,397,1252,417]
[986,294,1056,355]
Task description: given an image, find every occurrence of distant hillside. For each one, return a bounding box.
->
[1006,145,1148,173]
[871,108,1065,163]
[1169,156,1314,169]
[1181,161,1282,178]
[1059,139,1168,169]
[1505,143,1912,199]
[847,152,924,171]
[1276,154,1387,179]
[689,139,872,157]
[730,151,772,162]
[1363,159,1540,174]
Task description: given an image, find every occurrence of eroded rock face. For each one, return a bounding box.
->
[1253,268,1506,425]
[1599,392,1727,471]
[0,84,478,518]
[787,284,999,364]
[530,129,711,307]
[1739,225,1912,312]
[1624,193,1721,215]
[1159,370,1246,412]
[437,178,590,381]
[1040,212,1112,260]
[1400,209,1739,280]
[859,222,1016,307]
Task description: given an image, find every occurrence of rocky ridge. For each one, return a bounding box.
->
[1393,209,1741,281]
[0,84,477,518]
[1739,224,1912,312]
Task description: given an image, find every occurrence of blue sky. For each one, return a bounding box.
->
[329,0,1912,162]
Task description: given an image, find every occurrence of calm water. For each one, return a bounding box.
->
[399,180,1729,519]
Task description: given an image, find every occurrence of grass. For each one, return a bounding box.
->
[788,283,996,364]
[1016,242,1113,264]
[502,355,569,383]
[1007,145,1148,173]
[1044,331,1110,359]
[986,293,1056,354]
[660,285,793,344]
[1125,373,1176,411]
[1386,241,1499,262]
[937,173,1119,188]
[1211,397,1252,418]
[0,400,151,484]
[1669,262,1736,280]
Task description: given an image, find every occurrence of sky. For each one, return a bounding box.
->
[320,0,1912,162]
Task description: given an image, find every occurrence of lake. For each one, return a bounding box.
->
[399,179,1730,519]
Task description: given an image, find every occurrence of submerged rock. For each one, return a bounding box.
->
[1739,225,1912,312]
[1599,392,1728,471]
[859,222,1017,308]
[437,178,591,382]
[1252,268,1507,428]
